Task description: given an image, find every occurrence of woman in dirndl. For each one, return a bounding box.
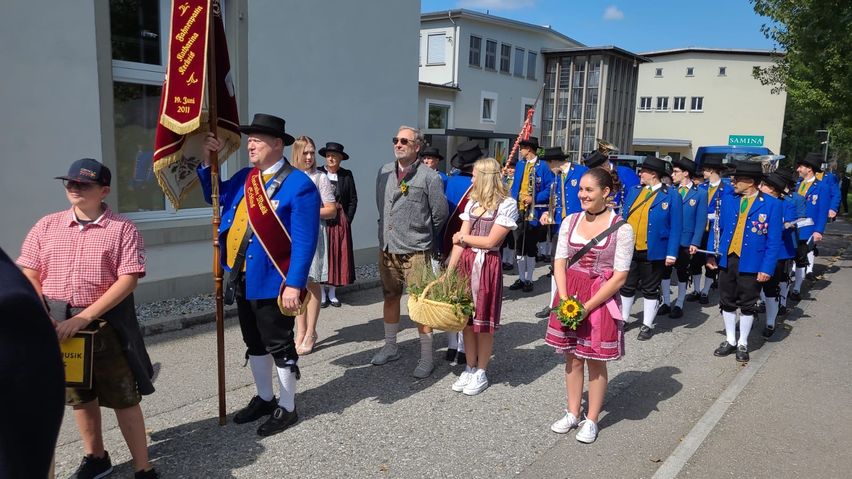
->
[447,157,518,396]
[318,142,357,307]
[292,136,337,355]
[545,167,634,443]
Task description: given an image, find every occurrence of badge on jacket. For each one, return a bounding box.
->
[662,202,669,210]
[689,199,696,207]
[758,213,766,223]
[271,200,279,209]
[571,179,577,187]
[811,195,818,205]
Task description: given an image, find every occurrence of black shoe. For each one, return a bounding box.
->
[455,351,466,366]
[536,254,545,263]
[445,348,457,362]
[669,306,683,318]
[756,301,766,313]
[637,325,654,341]
[623,320,639,332]
[509,279,524,290]
[806,272,817,281]
[735,345,750,363]
[522,281,534,293]
[657,304,671,316]
[685,291,701,302]
[762,326,776,339]
[779,305,788,316]
[330,299,342,308]
[320,298,330,309]
[135,468,160,479]
[542,255,552,263]
[502,262,514,271]
[714,341,737,357]
[789,291,802,302]
[257,406,298,437]
[75,451,113,479]
[534,305,552,319]
[233,395,277,424]
[699,293,710,305]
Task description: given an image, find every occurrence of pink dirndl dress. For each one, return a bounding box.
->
[457,199,518,333]
[544,212,626,361]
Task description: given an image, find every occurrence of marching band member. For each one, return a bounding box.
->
[688,157,733,304]
[791,153,831,299]
[619,156,682,341]
[509,138,554,292]
[582,151,640,214]
[500,161,517,270]
[816,163,841,222]
[708,161,782,363]
[440,140,484,364]
[535,147,587,319]
[659,158,707,319]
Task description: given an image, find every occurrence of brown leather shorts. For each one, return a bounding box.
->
[378,250,430,298]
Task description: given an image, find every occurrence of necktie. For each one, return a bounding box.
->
[740,197,748,214]
[644,186,653,200]
[679,186,687,198]
[797,180,808,196]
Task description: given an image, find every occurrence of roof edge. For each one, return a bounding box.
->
[421,9,585,47]
[640,47,785,57]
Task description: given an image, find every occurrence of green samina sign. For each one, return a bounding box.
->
[728,135,764,146]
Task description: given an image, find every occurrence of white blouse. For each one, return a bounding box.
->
[459,197,519,230]
[307,169,336,204]
[555,210,635,272]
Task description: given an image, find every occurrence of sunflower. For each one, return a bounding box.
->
[560,300,580,317]
[552,296,587,330]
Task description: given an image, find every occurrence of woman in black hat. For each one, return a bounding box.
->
[319,142,358,307]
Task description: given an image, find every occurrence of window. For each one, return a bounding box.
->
[656,96,669,111]
[499,44,511,73]
[513,47,525,76]
[481,91,498,122]
[719,66,727,76]
[484,40,497,70]
[691,96,704,111]
[426,101,452,131]
[521,97,537,126]
[686,67,694,76]
[469,35,481,67]
[526,51,537,79]
[639,97,652,110]
[110,0,210,216]
[673,96,686,111]
[655,68,663,77]
[426,33,445,65]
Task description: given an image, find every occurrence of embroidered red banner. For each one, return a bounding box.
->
[160,0,209,134]
[441,184,473,258]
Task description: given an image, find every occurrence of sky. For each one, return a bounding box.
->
[420,0,779,53]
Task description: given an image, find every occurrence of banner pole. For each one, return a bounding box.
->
[206,5,227,427]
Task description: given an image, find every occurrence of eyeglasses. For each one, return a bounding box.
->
[392,137,415,146]
[63,180,99,191]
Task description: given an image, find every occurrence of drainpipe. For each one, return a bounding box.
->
[448,11,458,88]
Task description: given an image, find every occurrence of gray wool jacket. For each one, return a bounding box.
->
[376,159,448,254]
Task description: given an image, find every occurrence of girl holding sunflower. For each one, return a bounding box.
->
[544,167,635,443]
[446,157,519,396]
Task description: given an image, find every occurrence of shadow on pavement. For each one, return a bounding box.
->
[598,366,683,430]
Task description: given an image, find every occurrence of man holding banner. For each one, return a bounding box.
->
[199,114,320,437]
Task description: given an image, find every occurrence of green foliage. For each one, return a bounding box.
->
[408,263,475,318]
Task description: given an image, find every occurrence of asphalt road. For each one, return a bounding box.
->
[52,220,852,478]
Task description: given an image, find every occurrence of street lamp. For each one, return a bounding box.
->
[817,129,830,165]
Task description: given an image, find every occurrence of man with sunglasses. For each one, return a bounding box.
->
[17,158,159,478]
[374,125,448,378]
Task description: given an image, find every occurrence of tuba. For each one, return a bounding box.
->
[596,138,619,157]
[748,154,784,174]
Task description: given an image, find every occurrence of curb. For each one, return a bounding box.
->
[139,278,383,337]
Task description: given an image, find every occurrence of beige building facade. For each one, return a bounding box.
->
[631,48,786,160]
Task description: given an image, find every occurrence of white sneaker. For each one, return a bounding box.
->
[451,370,473,392]
[412,359,434,378]
[550,409,581,434]
[575,419,598,443]
[462,371,489,396]
[370,344,400,365]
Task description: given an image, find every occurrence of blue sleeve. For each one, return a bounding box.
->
[440,172,448,192]
[691,189,708,247]
[830,175,841,211]
[535,164,555,203]
[761,199,783,275]
[196,163,238,205]
[510,161,523,200]
[667,189,683,258]
[284,180,321,289]
[813,182,830,234]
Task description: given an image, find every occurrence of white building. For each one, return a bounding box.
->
[418,9,582,164]
[631,48,787,160]
[0,0,419,302]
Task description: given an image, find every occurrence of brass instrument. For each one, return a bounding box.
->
[523,162,537,222]
[749,154,783,174]
[596,138,619,157]
[546,176,558,225]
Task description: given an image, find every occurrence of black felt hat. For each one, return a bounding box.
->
[731,160,764,180]
[541,146,568,162]
[318,142,350,161]
[419,146,444,162]
[673,157,697,176]
[518,137,539,150]
[239,113,295,146]
[701,156,726,172]
[450,140,483,169]
[773,167,797,189]
[796,152,823,173]
[584,151,609,168]
[764,170,790,193]
[55,158,111,186]
[639,156,668,176]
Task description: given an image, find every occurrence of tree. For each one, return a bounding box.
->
[751,0,852,168]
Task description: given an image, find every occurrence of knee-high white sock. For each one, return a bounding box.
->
[549,275,557,305]
[765,297,779,328]
[691,274,702,293]
[447,330,459,349]
[806,251,815,274]
[249,354,275,401]
[457,333,465,353]
[320,285,327,303]
[419,332,434,362]
[525,256,536,282]
[642,298,659,327]
[276,363,297,411]
[327,285,337,301]
[384,322,399,346]
[661,279,671,305]
[794,267,805,292]
[701,277,713,295]
[738,314,754,347]
[620,295,635,322]
[779,282,789,307]
[516,255,527,280]
[676,282,687,308]
[722,311,737,346]
[538,242,547,256]
[505,248,515,264]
